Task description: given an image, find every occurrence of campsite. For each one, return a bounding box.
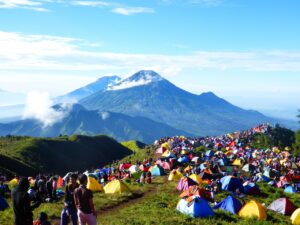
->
[1,124,300,225]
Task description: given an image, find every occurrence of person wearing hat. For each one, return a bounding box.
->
[12,177,41,225]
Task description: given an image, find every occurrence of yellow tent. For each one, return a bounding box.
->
[162,150,171,158]
[291,208,300,224]
[87,177,103,192]
[188,174,202,184]
[104,180,130,194]
[168,170,183,181]
[239,200,267,220]
[9,178,19,187]
[184,165,192,172]
[232,159,242,166]
[161,142,170,150]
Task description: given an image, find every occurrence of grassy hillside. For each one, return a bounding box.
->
[0,135,132,176]
[121,140,146,152]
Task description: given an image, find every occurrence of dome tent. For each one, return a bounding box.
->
[176,196,214,218]
[238,200,267,220]
[104,180,130,194]
[213,196,243,214]
[268,198,296,216]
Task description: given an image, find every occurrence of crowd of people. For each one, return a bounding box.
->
[1,123,299,224]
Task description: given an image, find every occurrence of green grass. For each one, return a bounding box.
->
[0,135,132,176]
[0,181,150,225]
[99,178,296,225]
[121,140,146,153]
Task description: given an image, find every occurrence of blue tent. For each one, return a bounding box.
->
[205,150,214,157]
[178,155,189,163]
[0,196,8,211]
[243,182,260,195]
[284,186,297,194]
[220,176,244,193]
[218,158,228,166]
[213,196,242,214]
[176,196,214,218]
[151,166,165,176]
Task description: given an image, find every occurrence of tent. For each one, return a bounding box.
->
[178,155,189,163]
[179,186,212,202]
[177,177,198,191]
[242,164,255,173]
[232,159,242,166]
[199,172,212,180]
[176,196,214,218]
[205,150,214,157]
[168,170,183,181]
[150,165,165,176]
[268,198,296,216]
[220,176,244,193]
[104,180,130,194]
[0,196,9,211]
[87,177,103,192]
[161,162,171,170]
[191,157,200,163]
[188,174,202,184]
[129,165,139,174]
[57,176,63,189]
[243,182,260,195]
[284,186,297,194]
[214,196,242,214]
[291,208,300,225]
[9,178,19,187]
[162,151,175,158]
[238,200,267,220]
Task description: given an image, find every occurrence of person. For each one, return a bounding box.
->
[46,177,53,201]
[52,177,58,201]
[12,177,41,225]
[74,174,97,225]
[33,212,51,225]
[61,174,79,225]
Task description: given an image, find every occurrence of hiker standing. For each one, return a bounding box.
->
[12,177,41,225]
[61,174,79,225]
[74,174,97,225]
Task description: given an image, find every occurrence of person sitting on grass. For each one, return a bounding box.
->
[33,212,51,225]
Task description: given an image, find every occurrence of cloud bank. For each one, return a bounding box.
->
[23,91,69,127]
[1,31,300,77]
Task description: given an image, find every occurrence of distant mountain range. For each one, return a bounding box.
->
[80,70,287,136]
[0,70,298,141]
[56,75,121,102]
[0,104,190,143]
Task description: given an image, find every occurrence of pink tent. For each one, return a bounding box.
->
[177,177,198,191]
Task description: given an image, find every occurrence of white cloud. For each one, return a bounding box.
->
[0,0,49,11]
[1,31,300,78]
[112,7,154,16]
[23,91,71,127]
[72,0,110,7]
[99,111,110,120]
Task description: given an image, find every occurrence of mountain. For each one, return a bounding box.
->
[0,135,132,176]
[80,70,281,136]
[56,75,121,102]
[0,104,191,143]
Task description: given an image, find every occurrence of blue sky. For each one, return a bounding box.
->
[0,0,299,119]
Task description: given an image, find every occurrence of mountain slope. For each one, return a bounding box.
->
[0,135,132,176]
[56,75,121,102]
[80,70,278,136]
[0,104,191,143]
